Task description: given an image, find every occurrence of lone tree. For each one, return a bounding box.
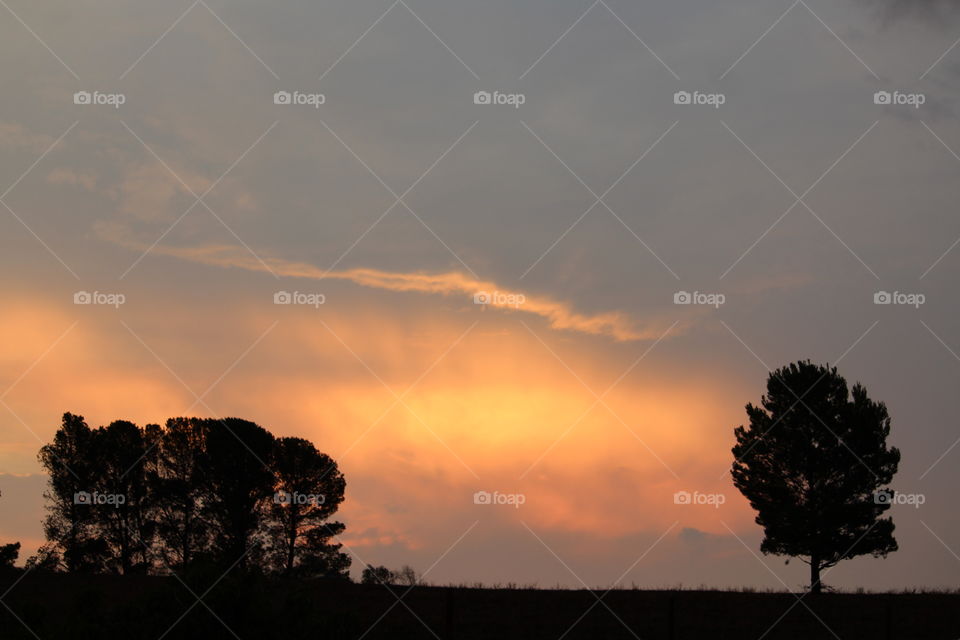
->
[731,361,900,593]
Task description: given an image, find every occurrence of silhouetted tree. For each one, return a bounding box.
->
[266,437,349,578]
[731,361,900,593]
[361,565,394,585]
[89,420,156,573]
[38,412,349,577]
[294,524,350,579]
[0,542,20,568]
[201,418,275,569]
[394,565,418,586]
[148,417,211,569]
[23,544,60,572]
[39,415,158,574]
[38,413,105,572]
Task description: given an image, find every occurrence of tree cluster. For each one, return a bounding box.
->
[34,413,349,578]
[360,564,419,586]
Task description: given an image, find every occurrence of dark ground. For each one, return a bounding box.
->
[1,570,958,639]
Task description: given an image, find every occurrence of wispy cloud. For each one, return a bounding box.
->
[100,228,680,342]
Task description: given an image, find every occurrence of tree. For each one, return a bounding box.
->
[23,544,60,572]
[148,417,211,569]
[266,437,349,578]
[39,414,157,574]
[731,361,900,593]
[37,412,350,577]
[361,565,394,585]
[201,418,276,569]
[38,413,104,572]
[88,420,155,574]
[394,565,418,586]
[0,542,20,568]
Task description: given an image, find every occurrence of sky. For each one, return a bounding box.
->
[1,0,960,591]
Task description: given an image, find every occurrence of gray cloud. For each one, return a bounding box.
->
[863,0,960,23]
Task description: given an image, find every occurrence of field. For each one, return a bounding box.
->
[2,570,958,639]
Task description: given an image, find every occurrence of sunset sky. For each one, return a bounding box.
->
[1,0,960,590]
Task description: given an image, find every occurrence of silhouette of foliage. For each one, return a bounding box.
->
[92,420,155,574]
[200,417,276,570]
[147,417,210,569]
[361,565,394,585]
[0,542,20,568]
[359,564,419,586]
[731,361,900,593]
[22,544,60,572]
[38,413,102,572]
[36,412,349,577]
[394,564,419,586]
[266,436,349,578]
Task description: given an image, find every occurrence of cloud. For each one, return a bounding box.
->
[861,0,960,23]
[729,272,814,296]
[113,162,198,223]
[0,294,751,574]
[46,168,97,192]
[98,226,683,343]
[0,122,55,155]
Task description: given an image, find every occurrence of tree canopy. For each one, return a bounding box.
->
[36,413,349,578]
[731,361,900,593]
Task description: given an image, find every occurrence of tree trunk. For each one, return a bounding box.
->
[285,519,297,574]
[119,511,131,574]
[809,554,822,594]
[286,535,296,574]
[181,523,190,568]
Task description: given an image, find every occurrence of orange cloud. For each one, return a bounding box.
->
[96,227,683,343]
[0,290,751,568]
